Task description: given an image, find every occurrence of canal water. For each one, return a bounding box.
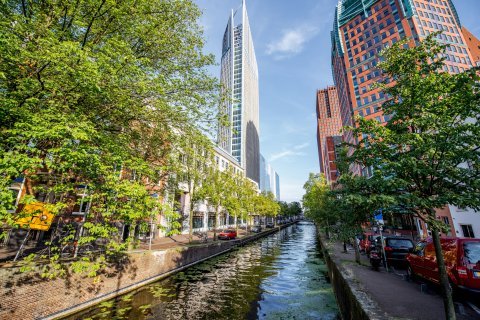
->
[65,222,339,320]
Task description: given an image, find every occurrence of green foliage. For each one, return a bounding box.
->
[254,191,280,218]
[342,34,479,320]
[0,0,220,273]
[347,34,480,221]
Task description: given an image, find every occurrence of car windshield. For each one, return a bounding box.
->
[388,239,413,248]
[463,242,480,264]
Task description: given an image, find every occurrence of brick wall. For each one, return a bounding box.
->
[0,226,285,320]
[0,242,237,320]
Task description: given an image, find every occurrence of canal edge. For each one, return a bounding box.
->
[41,223,297,320]
[317,230,390,320]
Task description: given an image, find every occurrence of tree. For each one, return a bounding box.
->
[195,166,230,241]
[346,34,480,319]
[254,191,280,222]
[170,130,214,242]
[0,0,220,269]
[240,178,258,231]
[302,173,336,236]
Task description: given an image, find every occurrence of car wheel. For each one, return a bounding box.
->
[407,264,416,281]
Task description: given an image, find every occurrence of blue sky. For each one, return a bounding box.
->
[194,0,480,203]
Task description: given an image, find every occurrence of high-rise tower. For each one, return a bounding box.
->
[316,86,343,183]
[218,0,260,184]
[331,0,474,126]
[330,0,479,238]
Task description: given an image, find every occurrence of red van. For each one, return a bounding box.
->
[406,238,480,294]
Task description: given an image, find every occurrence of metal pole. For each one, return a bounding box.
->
[149,216,154,251]
[380,226,388,272]
[14,229,31,262]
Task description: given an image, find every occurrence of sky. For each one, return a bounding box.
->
[194,0,480,203]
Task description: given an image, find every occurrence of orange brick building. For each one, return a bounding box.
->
[316,87,343,183]
[462,27,480,66]
[330,0,478,237]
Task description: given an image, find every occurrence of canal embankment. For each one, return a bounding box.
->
[0,223,296,320]
[318,234,478,320]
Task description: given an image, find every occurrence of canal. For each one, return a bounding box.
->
[65,222,339,320]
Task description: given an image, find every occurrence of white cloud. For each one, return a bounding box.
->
[266,25,319,59]
[269,150,298,162]
[293,142,310,150]
[268,142,309,162]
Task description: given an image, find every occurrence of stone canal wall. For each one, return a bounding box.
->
[319,235,388,320]
[0,225,290,320]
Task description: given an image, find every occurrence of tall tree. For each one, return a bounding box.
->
[0,0,220,266]
[347,34,480,319]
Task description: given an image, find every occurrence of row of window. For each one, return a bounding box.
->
[415,0,451,15]
[442,52,470,66]
[347,9,393,37]
[446,44,468,55]
[356,109,393,124]
[345,11,401,44]
[417,9,453,25]
[346,0,391,30]
[418,15,458,35]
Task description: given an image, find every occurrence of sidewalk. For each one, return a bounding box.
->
[136,228,250,251]
[328,241,480,320]
[0,228,252,262]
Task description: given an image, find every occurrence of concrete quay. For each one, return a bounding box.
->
[320,236,480,320]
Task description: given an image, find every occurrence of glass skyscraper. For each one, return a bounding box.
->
[218,0,260,184]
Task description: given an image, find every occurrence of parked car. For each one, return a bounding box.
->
[376,236,414,267]
[251,225,262,233]
[218,229,237,240]
[359,232,376,253]
[407,238,480,294]
[266,222,275,228]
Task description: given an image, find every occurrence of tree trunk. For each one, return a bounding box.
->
[431,227,456,320]
[213,205,219,241]
[188,187,194,243]
[235,215,239,235]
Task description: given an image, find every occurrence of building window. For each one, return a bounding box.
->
[324,91,332,118]
[442,216,449,226]
[461,224,475,238]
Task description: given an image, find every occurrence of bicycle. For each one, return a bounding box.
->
[60,241,97,258]
[194,231,208,243]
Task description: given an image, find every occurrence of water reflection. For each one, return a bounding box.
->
[65,222,338,320]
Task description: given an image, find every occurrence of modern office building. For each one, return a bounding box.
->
[218,0,260,184]
[274,172,280,201]
[316,87,343,183]
[259,153,281,200]
[260,154,267,192]
[330,0,478,237]
[331,0,474,130]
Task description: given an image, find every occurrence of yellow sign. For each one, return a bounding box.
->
[16,202,55,231]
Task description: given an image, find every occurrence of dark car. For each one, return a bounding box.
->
[266,222,275,228]
[218,229,237,240]
[376,236,414,267]
[407,238,480,294]
[251,225,262,233]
